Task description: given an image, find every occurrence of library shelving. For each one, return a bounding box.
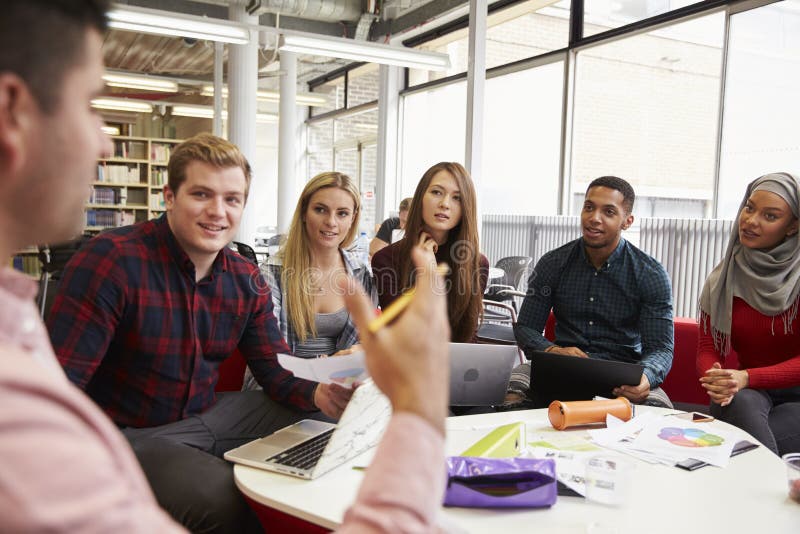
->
[11,136,181,278]
[90,136,180,233]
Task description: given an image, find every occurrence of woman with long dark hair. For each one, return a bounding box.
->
[372,162,488,342]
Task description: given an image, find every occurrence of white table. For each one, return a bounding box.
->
[234,408,800,533]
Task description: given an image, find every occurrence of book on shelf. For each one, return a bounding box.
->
[11,254,41,277]
[85,209,136,229]
[151,168,168,186]
[150,143,172,163]
[113,140,146,160]
[149,191,165,210]
[97,163,141,184]
[90,186,127,206]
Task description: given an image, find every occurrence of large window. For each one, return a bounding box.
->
[400,82,467,196]
[717,1,800,218]
[483,60,564,215]
[569,11,725,218]
[309,76,344,116]
[583,0,704,37]
[306,107,378,234]
[409,1,570,86]
[347,64,380,107]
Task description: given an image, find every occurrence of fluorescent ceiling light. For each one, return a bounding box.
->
[108,6,250,45]
[279,34,451,71]
[103,73,178,92]
[101,125,121,136]
[172,105,277,123]
[92,98,153,113]
[200,85,328,106]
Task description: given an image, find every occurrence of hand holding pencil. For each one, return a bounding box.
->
[341,246,450,435]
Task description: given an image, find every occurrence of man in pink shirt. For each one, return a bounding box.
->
[0,1,447,532]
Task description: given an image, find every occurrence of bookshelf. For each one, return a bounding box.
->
[11,136,181,277]
[90,136,181,231]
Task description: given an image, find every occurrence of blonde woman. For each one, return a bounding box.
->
[244,172,375,390]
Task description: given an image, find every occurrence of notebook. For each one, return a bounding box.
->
[449,343,518,406]
[528,350,644,408]
[224,380,391,479]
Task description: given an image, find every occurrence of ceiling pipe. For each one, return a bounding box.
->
[245,0,361,22]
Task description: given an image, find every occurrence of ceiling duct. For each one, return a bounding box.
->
[245,0,362,22]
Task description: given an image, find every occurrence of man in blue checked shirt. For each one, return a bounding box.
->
[507,176,674,409]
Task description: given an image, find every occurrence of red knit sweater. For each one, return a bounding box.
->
[697,297,800,389]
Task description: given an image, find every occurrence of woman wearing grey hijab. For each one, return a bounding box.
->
[697,172,800,455]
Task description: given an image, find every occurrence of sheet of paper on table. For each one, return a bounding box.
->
[277,352,367,388]
[588,412,739,467]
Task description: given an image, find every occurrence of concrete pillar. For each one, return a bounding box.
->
[466,0,487,242]
[228,3,258,246]
[277,50,298,234]
[213,41,224,137]
[376,64,404,223]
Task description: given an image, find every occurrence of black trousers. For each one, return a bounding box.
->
[710,386,800,456]
[122,391,313,534]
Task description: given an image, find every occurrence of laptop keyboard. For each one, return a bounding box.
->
[266,429,335,470]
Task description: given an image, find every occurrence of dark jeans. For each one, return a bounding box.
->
[710,386,800,456]
[122,391,314,534]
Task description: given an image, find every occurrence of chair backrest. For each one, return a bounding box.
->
[37,235,93,318]
[232,241,258,265]
[494,256,533,289]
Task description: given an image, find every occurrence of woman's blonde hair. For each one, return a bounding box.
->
[281,172,361,341]
[398,162,482,342]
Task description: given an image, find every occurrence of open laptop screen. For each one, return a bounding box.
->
[528,350,643,408]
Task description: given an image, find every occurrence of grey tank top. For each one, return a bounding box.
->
[293,307,349,358]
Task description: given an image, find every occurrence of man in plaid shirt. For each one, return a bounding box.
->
[47,133,353,533]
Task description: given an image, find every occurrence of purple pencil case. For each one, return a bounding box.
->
[443,456,557,508]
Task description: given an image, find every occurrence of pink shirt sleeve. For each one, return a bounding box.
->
[339,412,445,533]
[0,347,185,533]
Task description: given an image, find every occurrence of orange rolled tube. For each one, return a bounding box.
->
[548,398,633,430]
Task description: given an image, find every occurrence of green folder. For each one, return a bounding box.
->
[460,422,524,458]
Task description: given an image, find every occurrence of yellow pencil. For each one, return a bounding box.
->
[367,264,450,334]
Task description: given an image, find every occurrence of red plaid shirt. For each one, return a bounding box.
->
[47,216,316,427]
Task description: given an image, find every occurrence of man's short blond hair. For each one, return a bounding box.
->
[168,133,252,199]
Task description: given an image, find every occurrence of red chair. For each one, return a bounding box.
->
[216,349,246,392]
[661,317,740,406]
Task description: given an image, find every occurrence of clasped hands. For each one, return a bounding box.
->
[699,363,749,406]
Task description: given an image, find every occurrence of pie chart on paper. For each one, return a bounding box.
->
[657,427,725,448]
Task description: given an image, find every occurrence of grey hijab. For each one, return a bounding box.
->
[699,172,800,354]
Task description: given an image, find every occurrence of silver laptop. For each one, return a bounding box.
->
[449,343,518,406]
[224,380,391,479]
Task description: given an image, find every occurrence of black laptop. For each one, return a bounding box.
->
[528,350,644,408]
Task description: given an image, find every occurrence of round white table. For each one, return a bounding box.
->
[234,407,800,533]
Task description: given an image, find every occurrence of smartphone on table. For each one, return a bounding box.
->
[674,411,714,423]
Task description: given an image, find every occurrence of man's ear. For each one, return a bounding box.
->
[622,213,635,231]
[0,73,35,177]
[163,184,175,209]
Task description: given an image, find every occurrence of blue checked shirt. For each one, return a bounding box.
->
[513,237,674,387]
